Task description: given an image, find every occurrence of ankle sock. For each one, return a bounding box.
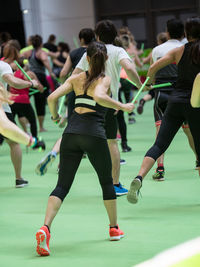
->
[110,225,118,229]
[135,175,143,183]
[114,184,120,187]
[44,224,50,233]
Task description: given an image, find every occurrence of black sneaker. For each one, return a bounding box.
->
[32,139,46,151]
[16,178,28,188]
[137,99,145,115]
[121,141,132,152]
[152,167,165,181]
[195,160,200,170]
[120,159,126,165]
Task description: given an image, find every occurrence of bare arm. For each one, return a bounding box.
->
[120,58,142,88]
[191,73,200,108]
[59,56,73,83]
[93,76,134,113]
[72,67,83,75]
[3,73,34,89]
[0,104,32,145]
[26,71,44,92]
[48,77,74,118]
[39,51,54,76]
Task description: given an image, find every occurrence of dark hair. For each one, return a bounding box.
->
[48,34,56,43]
[58,42,70,53]
[83,41,107,93]
[185,16,200,65]
[166,19,184,39]
[3,43,19,61]
[95,20,117,44]
[32,35,43,49]
[0,32,11,44]
[78,28,95,45]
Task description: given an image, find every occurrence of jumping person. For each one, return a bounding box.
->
[73,20,142,196]
[127,16,200,204]
[36,42,135,256]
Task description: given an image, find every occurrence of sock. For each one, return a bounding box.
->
[135,175,143,183]
[157,164,164,171]
[44,224,50,233]
[110,225,118,229]
[51,151,57,157]
[114,183,120,187]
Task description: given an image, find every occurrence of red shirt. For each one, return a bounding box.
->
[10,70,30,104]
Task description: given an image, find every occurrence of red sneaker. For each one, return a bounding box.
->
[109,225,124,241]
[36,225,51,256]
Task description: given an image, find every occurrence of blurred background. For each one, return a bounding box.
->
[0,0,199,49]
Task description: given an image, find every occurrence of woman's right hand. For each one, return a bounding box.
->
[121,103,135,113]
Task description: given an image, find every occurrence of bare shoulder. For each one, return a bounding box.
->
[101,75,111,85]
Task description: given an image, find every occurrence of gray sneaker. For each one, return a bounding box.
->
[35,152,56,176]
[127,178,142,204]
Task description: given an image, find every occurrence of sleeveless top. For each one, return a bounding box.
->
[170,42,200,103]
[64,72,107,139]
[10,70,30,104]
[29,50,45,74]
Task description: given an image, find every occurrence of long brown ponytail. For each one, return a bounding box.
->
[83,41,107,93]
[185,17,200,65]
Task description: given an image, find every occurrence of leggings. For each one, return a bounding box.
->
[146,102,200,162]
[50,133,116,201]
[117,89,127,142]
[11,103,38,138]
[33,72,49,116]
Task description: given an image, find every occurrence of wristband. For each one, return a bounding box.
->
[30,81,34,88]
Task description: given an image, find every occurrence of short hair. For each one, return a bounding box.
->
[78,28,95,45]
[58,42,70,53]
[48,34,56,43]
[157,32,167,44]
[95,20,118,44]
[166,19,184,39]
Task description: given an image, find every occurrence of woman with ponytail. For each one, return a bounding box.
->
[127,17,200,204]
[35,41,134,256]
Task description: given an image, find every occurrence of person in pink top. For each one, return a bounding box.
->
[10,58,45,150]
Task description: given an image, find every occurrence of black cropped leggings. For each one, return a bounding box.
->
[146,102,200,162]
[50,133,116,201]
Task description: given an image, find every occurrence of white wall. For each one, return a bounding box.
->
[20,0,95,49]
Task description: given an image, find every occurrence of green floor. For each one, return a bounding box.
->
[0,98,199,267]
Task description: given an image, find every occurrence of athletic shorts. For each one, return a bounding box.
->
[0,112,16,144]
[154,91,188,128]
[104,108,118,140]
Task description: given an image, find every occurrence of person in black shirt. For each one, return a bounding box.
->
[127,16,200,204]
[35,28,95,176]
[43,34,57,53]
[35,42,135,256]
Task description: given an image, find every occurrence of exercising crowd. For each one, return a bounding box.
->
[0,16,199,256]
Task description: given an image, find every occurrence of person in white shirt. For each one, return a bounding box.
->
[73,20,142,196]
[0,60,39,187]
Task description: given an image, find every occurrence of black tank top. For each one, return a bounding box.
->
[64,73,107,139]
[170,42,200,103]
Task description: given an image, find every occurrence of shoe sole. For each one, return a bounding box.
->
[15,184,28,188]
[120,162,126,165]
[152,177,165,181]
[127,179,141,204]
[36,230,50,256]
[110,234,124,241]
[35,155,55,176]
[116,192,128,196]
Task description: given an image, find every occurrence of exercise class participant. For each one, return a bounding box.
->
[35,28,95,176]
[74,20,142,196]
[0,60,39,187]
[127,16,200,204]
[36,42,135,256]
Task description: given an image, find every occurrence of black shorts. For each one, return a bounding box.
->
[153,91,188,128]
[104,108,118,140]
[0,112,15,144]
